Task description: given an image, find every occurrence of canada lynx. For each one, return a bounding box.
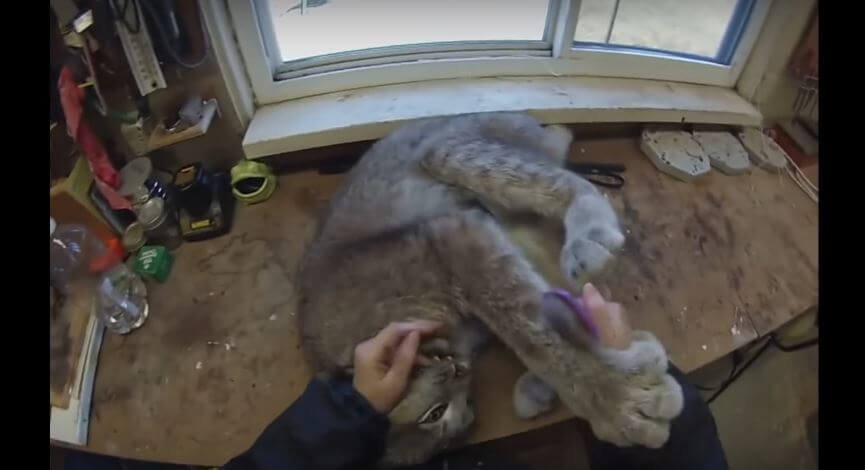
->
[297,113,683,466]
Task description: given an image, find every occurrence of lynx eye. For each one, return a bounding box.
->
[418,402,449,424]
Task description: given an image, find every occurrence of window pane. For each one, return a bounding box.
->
[573,0,741,59]
[269,0,551,62]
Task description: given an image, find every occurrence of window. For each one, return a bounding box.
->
[269,0,552,63]
[572,0,753,62]
[220,0,771,105]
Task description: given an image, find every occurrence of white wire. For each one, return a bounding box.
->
[754,117,817,203]
[749,71,818,204]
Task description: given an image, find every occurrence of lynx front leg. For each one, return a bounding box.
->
[421,146,624,283]
[426,211,681,449]
[473,113,574,164]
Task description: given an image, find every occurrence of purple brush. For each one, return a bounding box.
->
[543,288,600,340]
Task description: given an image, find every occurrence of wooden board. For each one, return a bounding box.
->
[572,137,816,365]
[51,279,97,409]
[51,316,106,445]
[77,135,816,466]
[49,156,115,242]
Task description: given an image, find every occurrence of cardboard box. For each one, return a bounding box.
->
[50,156,115,240]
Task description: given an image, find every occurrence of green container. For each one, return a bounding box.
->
[134,245,174,283]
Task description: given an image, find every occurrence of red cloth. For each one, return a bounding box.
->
[57,66,131,210]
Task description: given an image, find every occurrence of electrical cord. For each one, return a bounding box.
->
[705,337,773,404]
[696,332,818,405]
[139,0,209,69]
[694,343,750,392]
[771,335,819,353]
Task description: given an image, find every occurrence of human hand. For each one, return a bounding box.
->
[580,283,633,350]
[352,320,444,413]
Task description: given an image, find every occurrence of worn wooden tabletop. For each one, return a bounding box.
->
[77,136,817,466]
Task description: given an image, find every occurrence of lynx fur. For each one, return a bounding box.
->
[297,113,683,466]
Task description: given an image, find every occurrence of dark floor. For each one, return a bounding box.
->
[692,344,818,470]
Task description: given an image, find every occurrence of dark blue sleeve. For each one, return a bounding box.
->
[586,363,729,470]
[224,377,390,470]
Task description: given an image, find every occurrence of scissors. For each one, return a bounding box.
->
[566,162,626,188]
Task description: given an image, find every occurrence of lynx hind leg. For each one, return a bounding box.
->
[511,333,684,448]
[426,211,681,448]
[468,113,572,164]
[539,289,683,446]
[421,144,622,283]
[565,331,684,448]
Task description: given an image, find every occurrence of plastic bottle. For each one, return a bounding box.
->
[50,217,148,334]
[50,218,107,294]
[97,263,149,334]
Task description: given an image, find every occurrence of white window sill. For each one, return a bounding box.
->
[242,76,761,159]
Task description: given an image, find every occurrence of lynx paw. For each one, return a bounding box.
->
[588,372,683,449]
[574,332,684,448]
[560,232,623,283]
[513,372,557,419]
[560,194,625,282]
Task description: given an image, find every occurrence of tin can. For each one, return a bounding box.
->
[137,197,182,250]
[122,222,147,253]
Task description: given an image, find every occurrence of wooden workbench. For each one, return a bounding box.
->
[79,136,817,466]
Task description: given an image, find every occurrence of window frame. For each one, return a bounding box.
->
[224,0,773,106]
[564,0,772,87]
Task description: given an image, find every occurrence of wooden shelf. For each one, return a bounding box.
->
[148,99,219,151]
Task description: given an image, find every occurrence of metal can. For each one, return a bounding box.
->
[136,197,182,250]
[122,222,147,253]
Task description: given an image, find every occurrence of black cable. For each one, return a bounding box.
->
[702,332,818,405]
[771,335,819,352]
[110,0,141,34]
[139,0,209,69]
[706,337,773,405]
[694,355,737,392]
[693,338,759,391]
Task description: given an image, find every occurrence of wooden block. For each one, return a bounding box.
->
[50,156,115,240]
[640,129,711,182]
[692,130,752,175]
[737,127,788,173]
[50,280,96,409]
[802,164,818,188]
[148,99,219,151]
[50,315,105,446]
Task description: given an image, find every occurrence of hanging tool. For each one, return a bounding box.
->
[566,162,626,188]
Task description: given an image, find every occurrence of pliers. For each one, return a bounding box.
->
[566,162,626,188]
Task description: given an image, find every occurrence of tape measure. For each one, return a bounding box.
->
[231,160,277,205]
